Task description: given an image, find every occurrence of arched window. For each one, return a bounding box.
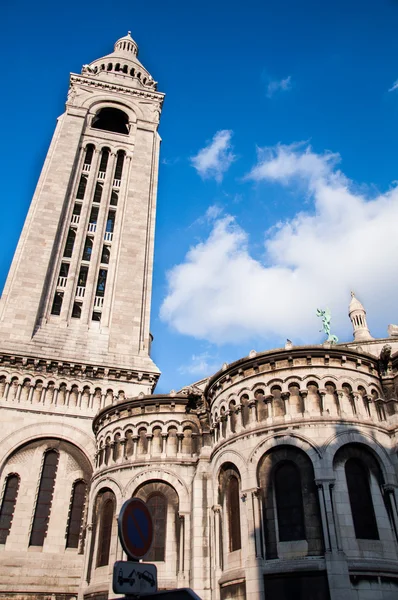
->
[110,190,119,206]
[82,237,93,262]
[66,480,87,548]
[63,229,76,258]
[98,148,110,173]
[51,291,64,315]
[147,493,167,561]
[0,474,20,544]
[30,450,59,546]
[92,108,129,134]
[96,493,115,566]
[114,151,125,180]
[345,458,379,540]
[227,476,241,551]
[84,144,94,166]
[76,174,88,200]
[100,245,110,265]
[274,461,305,541]
[93,182,103,203]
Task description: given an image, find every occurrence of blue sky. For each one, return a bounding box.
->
[2,0,398,393]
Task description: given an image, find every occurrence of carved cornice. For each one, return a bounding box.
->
[0,352,159,386]
[69,74,165,103]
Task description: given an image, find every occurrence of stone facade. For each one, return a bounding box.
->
[1,32,398,600]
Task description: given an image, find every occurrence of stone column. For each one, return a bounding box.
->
[65,387,71,407]
[177,432,184,455]
[247,400,256,425]
[120,438,127,461]
[161,433,167,455]
[225,410,232,436]
[132,435,139,458]
[53,386,59,406]
[300,389,308,416]
[265,394,273,422]
[40,385,47,404]
[4,382,10,400]
[27,384,34,403]
[89,392,94,409]
[212,504,222,570]
[281,391,291,420]
[252,489,264,558]
[177,514,185,574]
[15,383,22,402]
[146,434,153,456]
[315,480,332,552]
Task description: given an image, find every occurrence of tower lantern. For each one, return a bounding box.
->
[349,291,373,341]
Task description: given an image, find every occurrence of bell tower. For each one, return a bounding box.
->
[0,32,163,393]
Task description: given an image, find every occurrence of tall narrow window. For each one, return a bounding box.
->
[59,263,69,278]
[110,190,118,206]
[76,175,88,200]
[89,206,99,226]
[63,229,76,258]
[82,238,93,262]
[51,292,64,315]
[73,203,82,217]
[99,148,110,173]
[96,269,107,297]
[275,462,305,541]
[78,266,89,288]
[30,450,59,546]
[227,476,241,551]
[345,458,379,540]
[93,182,103,203]
[106,211,116,233]
[147,494,167,561]
[66,480,87,549]
[0,474,20,544]
[101,246,110,265]
[71,302,82,319]
[84,144,94,166]
[96,495,115,566]
[114,152,125,180]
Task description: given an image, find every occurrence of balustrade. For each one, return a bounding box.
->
[82,163,91,173]
[104,231,113,242]
[76,286,85,298]
[71,214,80,225]
[57,276,67,288]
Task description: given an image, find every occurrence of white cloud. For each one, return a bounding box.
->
[267,75,292,98]
[389,80,398,92]
[190,130,236,182]
[178,352,220,377]
[161,143,398,344]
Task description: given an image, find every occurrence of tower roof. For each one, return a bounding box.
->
[113,31,139,57]
[349,291,366,314]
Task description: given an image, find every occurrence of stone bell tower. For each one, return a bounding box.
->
[0,32,164,394]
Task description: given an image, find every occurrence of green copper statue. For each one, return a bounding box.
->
[316,308,338,344]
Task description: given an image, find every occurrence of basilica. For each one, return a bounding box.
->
[0,32,398,600]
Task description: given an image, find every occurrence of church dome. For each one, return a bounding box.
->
[82,32,157,90]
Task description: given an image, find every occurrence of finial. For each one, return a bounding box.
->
[128,30,131,35]
[351,291,355,298]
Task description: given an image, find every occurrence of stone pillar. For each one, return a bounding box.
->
[225,410,232,436]
[132,435,139,458]
[40,385,47,404]
[212,504,222,570]
[190,466,211,599]
[252,489,264,558]
[15,383,22,402]
[65,387,71,407]
[100,392,106,409]
[4,382,10,400]
[265,394,273,422]
[177,432,184,455]
[28,384,34,403]
[53,386,59,406]
[177,514,185,574]
[146,434,153,456]
[300,389,308,416]
[120,438,127,461]
[89,392,94,409]
[281,391,290,420]
[161,433,167,455]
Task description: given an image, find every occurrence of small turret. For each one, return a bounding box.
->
[349,291,373,341]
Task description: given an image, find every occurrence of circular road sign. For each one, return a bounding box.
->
[118,498,154,560]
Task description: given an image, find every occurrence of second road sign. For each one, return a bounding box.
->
[118,498,154,560]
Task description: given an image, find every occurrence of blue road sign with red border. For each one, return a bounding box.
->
[118,498,154,560]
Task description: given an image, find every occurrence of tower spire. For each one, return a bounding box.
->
[349,291,373,341]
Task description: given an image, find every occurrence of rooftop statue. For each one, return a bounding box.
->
[316,308,339,344]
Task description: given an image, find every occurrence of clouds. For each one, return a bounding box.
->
[190,130,236,182]
[161,142,398,345]
[266,75,292,98]
[178,351,220,377]
[389,79,398,92]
